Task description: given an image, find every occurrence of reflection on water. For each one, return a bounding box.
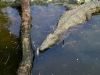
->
[1,7,21,37]
[31,5,100,75]
[0,7,21,75]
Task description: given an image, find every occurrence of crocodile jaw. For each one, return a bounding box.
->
[39,33,58,51]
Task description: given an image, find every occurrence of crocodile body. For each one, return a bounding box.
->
[39,1,100,51]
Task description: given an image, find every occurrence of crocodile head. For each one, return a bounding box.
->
[39,33,59,51]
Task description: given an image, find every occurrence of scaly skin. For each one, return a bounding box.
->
[39,1,100,51]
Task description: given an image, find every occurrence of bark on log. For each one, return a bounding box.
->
[17,0,33,75]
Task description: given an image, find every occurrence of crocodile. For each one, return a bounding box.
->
[39,1,100,51]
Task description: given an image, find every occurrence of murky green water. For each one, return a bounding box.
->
[0,4,100,75]
[0,7,21,75]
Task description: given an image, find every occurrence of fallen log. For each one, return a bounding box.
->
[17,0,34,75]
[39,1,100,51]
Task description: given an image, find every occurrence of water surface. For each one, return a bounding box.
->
[0,7,21,75]
[31,5,100,75]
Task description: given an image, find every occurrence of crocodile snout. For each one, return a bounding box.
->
[39,33,59,51]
